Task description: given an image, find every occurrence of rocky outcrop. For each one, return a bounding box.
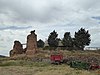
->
[10,40,24,57]
[26,30,37,56]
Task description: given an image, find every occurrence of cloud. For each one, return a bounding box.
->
[0,0,99,24]
[0,0,100,56]
[92,16,100,20]
[0,0,100,26]
[0,26,32,30]
[0,29,31,56]
[0,0,66,24]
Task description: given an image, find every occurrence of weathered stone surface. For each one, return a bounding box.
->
[10,40,24,57]
[26,30,37,56]
[10,30,37,57]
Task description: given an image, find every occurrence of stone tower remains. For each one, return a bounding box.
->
[10,30,37,57]
[26,30,37,56]
[10,41,24,57]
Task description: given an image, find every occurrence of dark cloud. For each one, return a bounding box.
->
[0,26,32,30]
[92,16,100,20]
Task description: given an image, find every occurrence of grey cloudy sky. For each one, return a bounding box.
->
[0,0,100,56]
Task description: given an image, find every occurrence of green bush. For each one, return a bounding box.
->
[69,61,90,70]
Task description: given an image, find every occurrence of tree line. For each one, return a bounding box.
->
[37,28,91,50]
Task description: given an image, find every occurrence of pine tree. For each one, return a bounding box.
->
[74,28,91,50]
[62,32,73,50]
[48,30,59,50]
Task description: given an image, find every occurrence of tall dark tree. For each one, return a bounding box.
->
[37,39,45,48]
[74,28,91,50]
[62,32,73,50]
[48,30,59,49]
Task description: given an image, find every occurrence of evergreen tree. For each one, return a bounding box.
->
[74,28,91,50]
[37,39,44,48]
[48,30,59,50]
[62,32,73,50]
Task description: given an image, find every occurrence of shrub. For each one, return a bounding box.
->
[69,61,90,70]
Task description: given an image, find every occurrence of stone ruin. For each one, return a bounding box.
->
[26,30,37,56]
[10,30,37,57]
[10,40,24,57]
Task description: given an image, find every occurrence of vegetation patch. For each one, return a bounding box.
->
[0,60,50,67]
[69,61,90,70]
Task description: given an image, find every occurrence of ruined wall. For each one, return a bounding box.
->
[26,30,37,56]
[10,30,37,57]
[10,41,24,57]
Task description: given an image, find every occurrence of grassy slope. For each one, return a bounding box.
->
[0,64,100,75]
[0,50,100,75]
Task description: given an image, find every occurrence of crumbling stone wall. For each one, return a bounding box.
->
[10,40,24,57]
[26,30,37,56]
[10,30,37,57]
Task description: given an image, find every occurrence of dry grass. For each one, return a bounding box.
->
[0,64,99,75]
[0,50,100,75]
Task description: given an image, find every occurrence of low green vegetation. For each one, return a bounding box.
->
[69,61,90,70]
